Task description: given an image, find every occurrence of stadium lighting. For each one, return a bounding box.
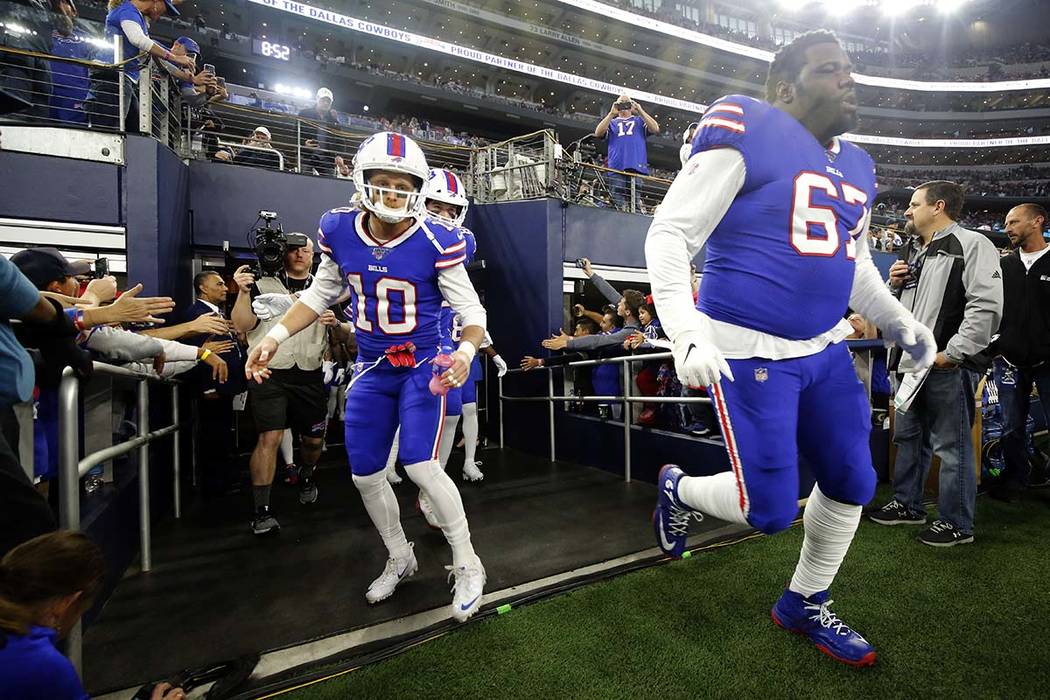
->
[274,83,312,100]
[881,0,922,16]
[936,0,968,13]
[824,0,866,16]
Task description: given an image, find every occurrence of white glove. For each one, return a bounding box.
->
[322,359,336,385]
[252,293,295,321]
[334,367,346,385]
[886,316,937,372]
[671,329,733,387]
[492,354,508,378]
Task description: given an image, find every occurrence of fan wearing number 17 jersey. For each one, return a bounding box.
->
[244,132,487,622]
[646,31,937,667]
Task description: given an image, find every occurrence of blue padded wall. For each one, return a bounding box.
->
[0,150,122,225]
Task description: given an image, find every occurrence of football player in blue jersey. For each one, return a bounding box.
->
[646,31,938,667]
[245,134,488,622]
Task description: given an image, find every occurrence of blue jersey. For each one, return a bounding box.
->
[317,209,468,363]
[606,115,649,174]
[438,225,477,346]
[49,31,94,124]
[105,0,148,80]
[690,95,877,340]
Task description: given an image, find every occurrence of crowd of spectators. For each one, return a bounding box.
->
[877,164,1050,199]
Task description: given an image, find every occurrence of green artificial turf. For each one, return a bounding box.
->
[274,487,1050,700]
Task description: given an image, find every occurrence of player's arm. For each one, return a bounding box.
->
[437,264,487,388]
[245,254,346,382]
[848,214,937,371]
[644,147,744,386]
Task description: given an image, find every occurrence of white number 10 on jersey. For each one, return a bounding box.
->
[790,172,869,259]
[345,274,418,334]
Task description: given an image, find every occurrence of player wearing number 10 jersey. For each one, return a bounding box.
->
[245,132,488,622]
[646,31,937,667]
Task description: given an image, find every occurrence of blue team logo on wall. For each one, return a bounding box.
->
[372,247,391,260]
[754,368,768,383]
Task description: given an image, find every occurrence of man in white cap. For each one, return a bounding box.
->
[297,86,342,175]
[215,126,280,169]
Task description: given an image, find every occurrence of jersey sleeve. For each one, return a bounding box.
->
[316,207,354,256]
[425,221,469,270]
[690,95,759,158]
[460,227,478,265]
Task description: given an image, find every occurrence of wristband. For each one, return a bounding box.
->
[200,349,212,361]
[265,323,291,346]
[456,341,477,363]
[73,309,86,332]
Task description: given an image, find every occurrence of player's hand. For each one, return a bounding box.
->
[82,276,118,305]
[440,350,471,388]
[541,330,571,351]
[106,284,175,324]
[233,265,256,292]
[671,329,733,387]
[251,292,294,321]
[520,356,544,371]
[886,316,937,372]
[202,351,228,383]
[492,353,508,378]
[189,313,230,336]
[888,260,910,289]
[318,309,340,326]
[245,337,278,383]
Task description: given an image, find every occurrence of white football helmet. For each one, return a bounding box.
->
[682,121,699,144]
[425,168,469,227]
[352,132,430,224]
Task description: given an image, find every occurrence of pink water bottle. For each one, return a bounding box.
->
[429,352,455,396]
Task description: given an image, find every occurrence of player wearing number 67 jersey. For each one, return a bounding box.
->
[244,131,488,622]
[646,31,937,667]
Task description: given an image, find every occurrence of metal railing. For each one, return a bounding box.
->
[498,351,712,483]
[58,363,182,673]
[471,129,560,203]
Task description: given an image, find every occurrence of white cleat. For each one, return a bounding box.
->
[365,543,418,604]
[462,460,484,482]
[416,491,442,530]
[447,559,486,622]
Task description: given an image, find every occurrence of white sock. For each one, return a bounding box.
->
[462,402,479,467]
[352,470,410,560]
[438,415,461,468]
[385,427,400,473]
[789,484,861,597]
[405,459,477,567]
[677,471,749,525]
[279,429,294,465]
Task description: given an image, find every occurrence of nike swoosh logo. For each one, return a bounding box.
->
[657,518,676,551]
[460,594,481,611]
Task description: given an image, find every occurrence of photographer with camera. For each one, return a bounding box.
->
[594,94,660,212]
[231,221,337,535]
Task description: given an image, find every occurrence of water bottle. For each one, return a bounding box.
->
[429,351,455,396]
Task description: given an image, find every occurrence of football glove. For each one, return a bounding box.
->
[885,316,937,372]
[251,293,295,321]
[671,329,733,388]
[492,353,508,378]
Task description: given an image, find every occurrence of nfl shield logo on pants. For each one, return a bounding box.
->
[754,367,768,383]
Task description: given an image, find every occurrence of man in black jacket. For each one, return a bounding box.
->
[989,203,1050,500]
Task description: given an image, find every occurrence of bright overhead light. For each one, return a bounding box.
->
[881,0,921,16]
[824,0,866,16]
[936,0,968,13]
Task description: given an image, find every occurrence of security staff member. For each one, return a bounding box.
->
[232,237,330,535]
[988,203,1050,500]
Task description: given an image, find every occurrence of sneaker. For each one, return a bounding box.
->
[251,508,280,536]
[652,464,701,558]
[771,589,877,667]
[683,422,710,437]
[447,559,486,622]
[365,544,418,604]
[416,492,441,530]
[462,460,484,482]
[918,520,974,547]
[281,463,299,486]
[299,481,319,505]
[868,499,926,526]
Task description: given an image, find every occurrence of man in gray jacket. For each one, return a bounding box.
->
[870,181,1003,547]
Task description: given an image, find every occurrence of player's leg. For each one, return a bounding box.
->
[655,356,803,558]
[287,381,328,505]
[418,387,461,530]
[345,368,416,604]
[398,363,484,621]
[278,429,297,486]
[461,370,483,480]
[384,427,402,484]
[774,344,877,667]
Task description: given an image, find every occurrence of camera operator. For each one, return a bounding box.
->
[231,234,334,535]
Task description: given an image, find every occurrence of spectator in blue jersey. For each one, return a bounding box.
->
[87,0,194,130]
[593,93,660,212]
[47,0,96,125]
[0,531,187,700]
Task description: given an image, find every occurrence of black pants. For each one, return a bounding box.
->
[196,396,237,495]
[0,406,56,558]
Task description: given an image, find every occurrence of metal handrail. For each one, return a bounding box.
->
[58,362,182,674]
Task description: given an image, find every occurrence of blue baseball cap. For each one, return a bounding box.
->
[161,0,180,17]
[175,36,200,55]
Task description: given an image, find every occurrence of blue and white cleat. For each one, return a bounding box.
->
[771,589,877,667]
[653,464,700,558]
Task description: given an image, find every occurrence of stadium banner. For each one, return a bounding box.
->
[245,0,706,114]
[554,0,1050,93]
[842,132,1050,149]
[418,0,585,48]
